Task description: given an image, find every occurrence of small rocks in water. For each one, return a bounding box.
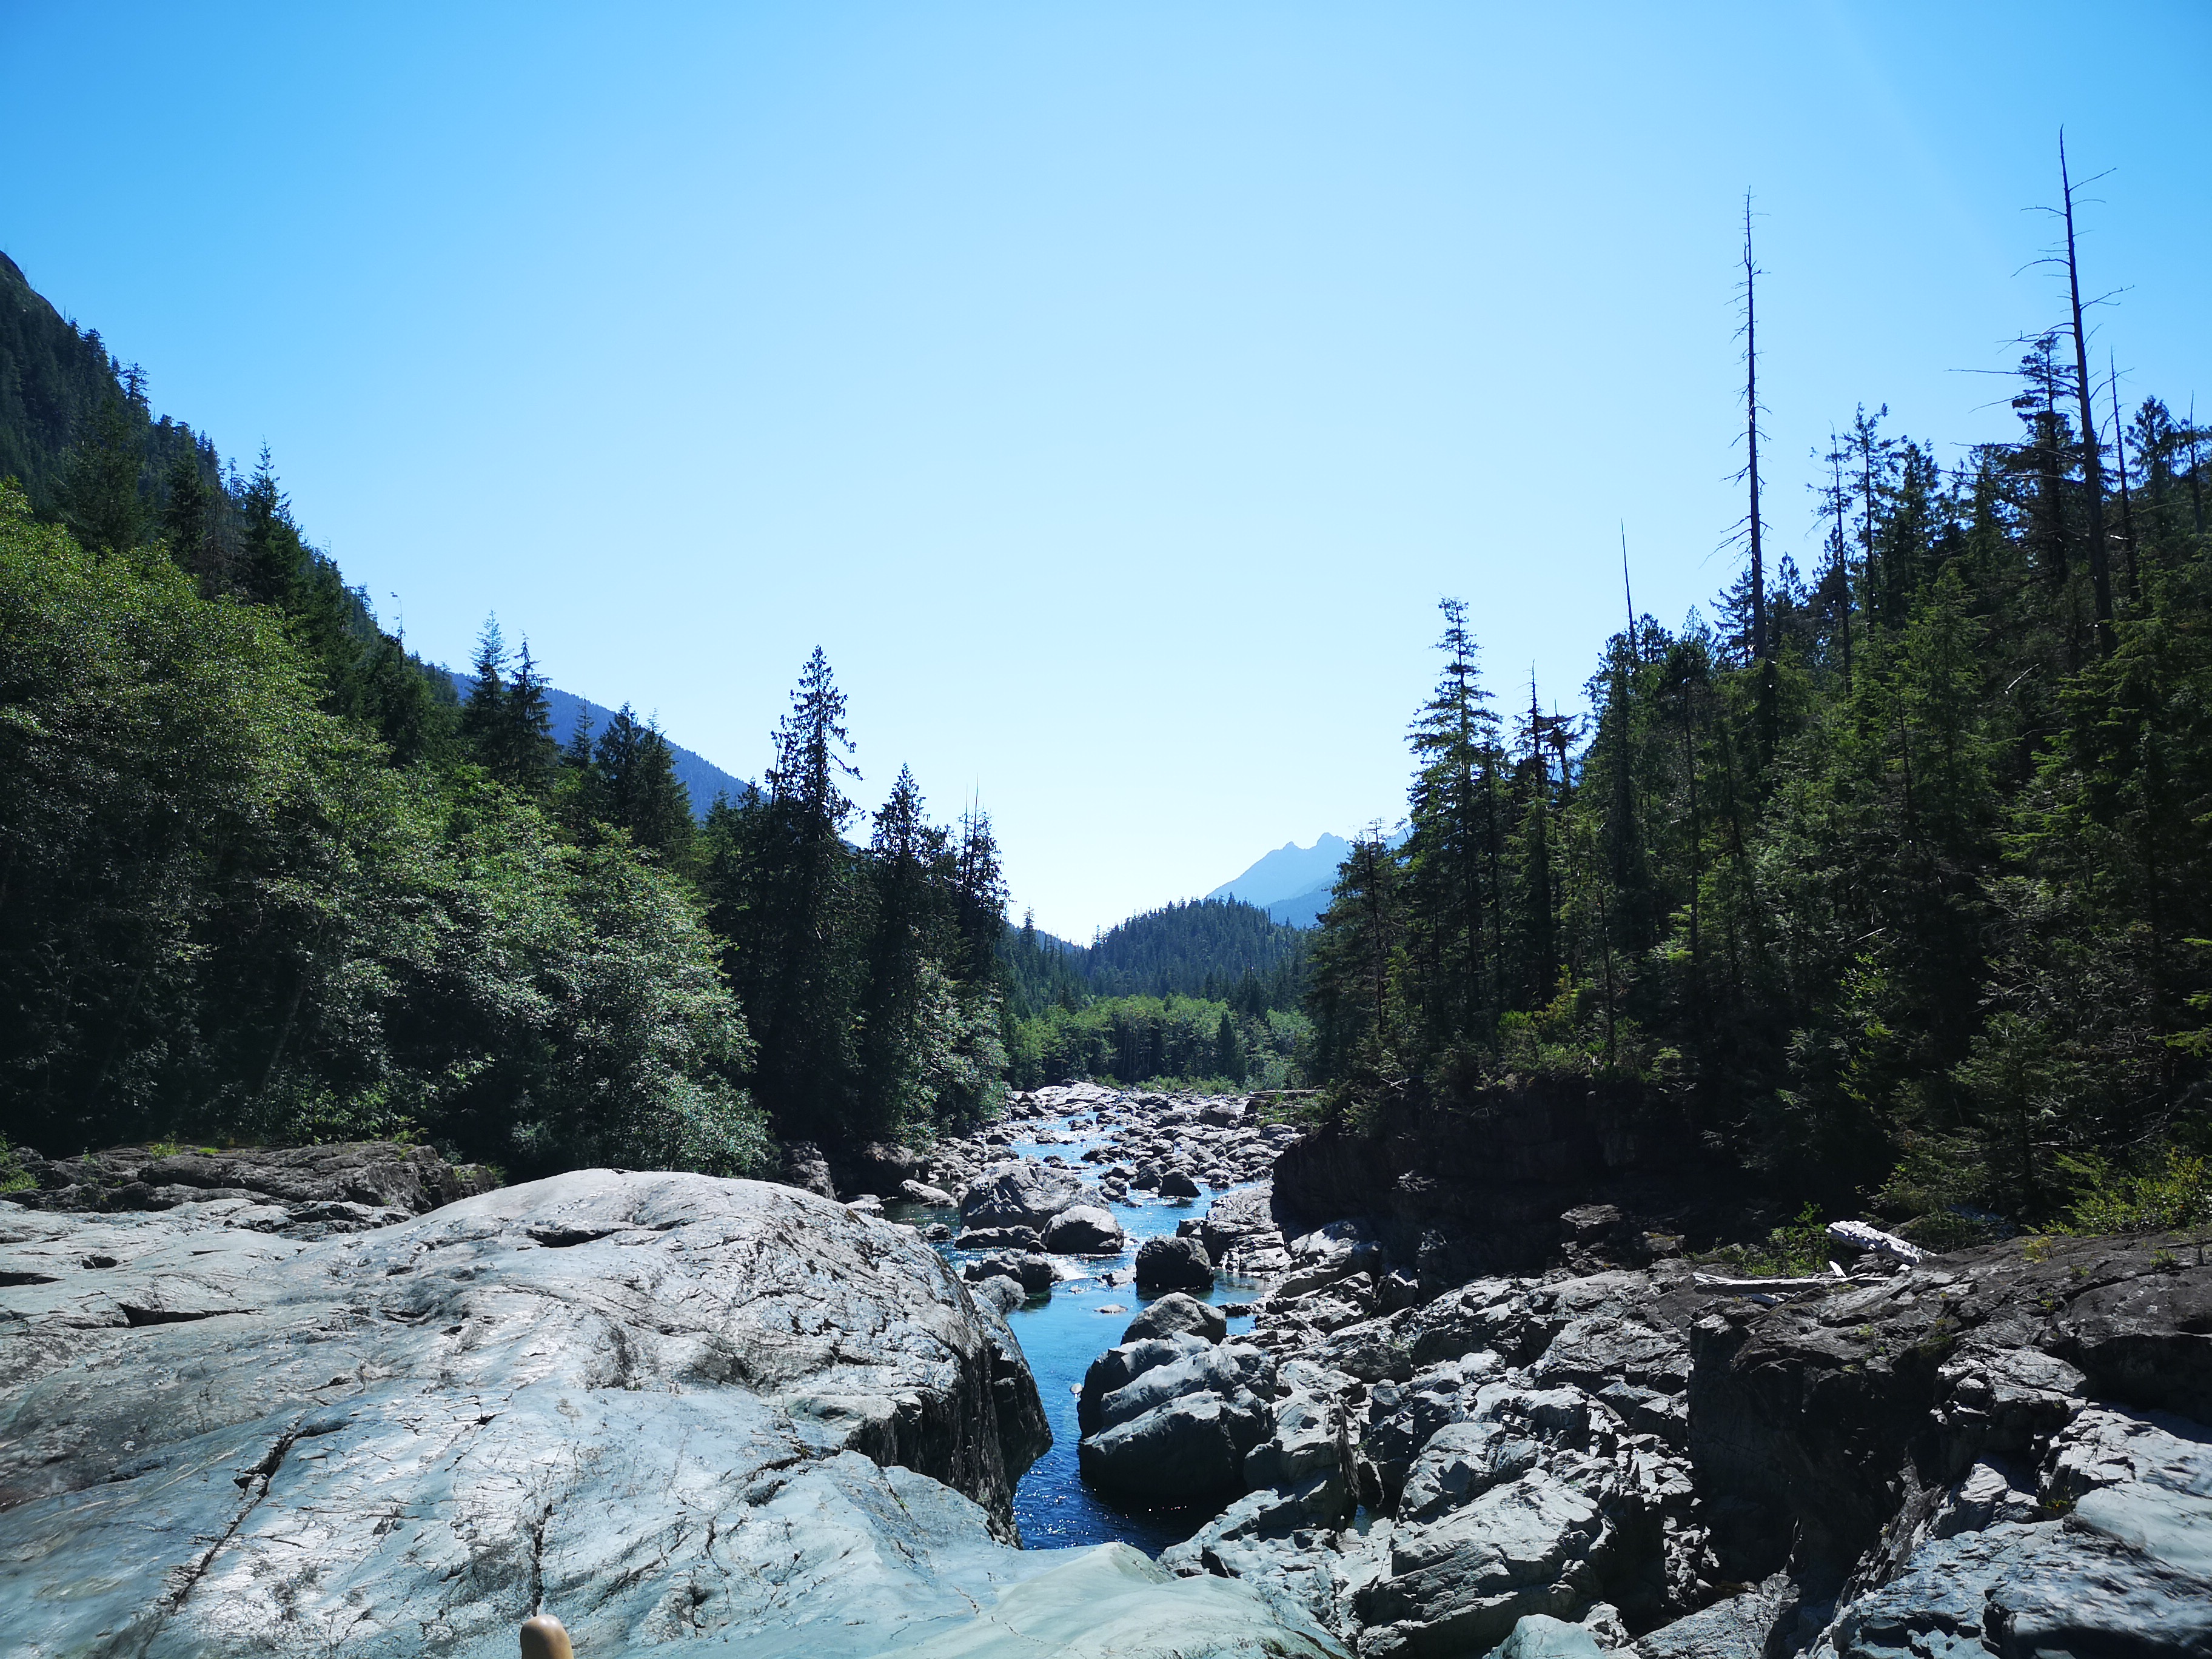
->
[1097,1304,1128,1315]
[1220,1302,1255,1317]
[925,1222,953,1242]
[971,1274,1027,1318]
[956,1225,1045,1252]
[1136,1233,1216,1293]
[963,1251,1055,1296]
[1159,1170,1202,1199]
[1124,1291,1227,1346]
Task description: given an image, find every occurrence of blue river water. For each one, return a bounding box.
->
[890,1114,1259,1556]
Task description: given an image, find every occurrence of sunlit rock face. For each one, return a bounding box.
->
[0,1171,1345,1658]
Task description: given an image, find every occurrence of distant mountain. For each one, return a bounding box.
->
[1262,882,1336,929]
[1208,830,1412,928]
[444,671,752,821]
[1207,834,1356,911]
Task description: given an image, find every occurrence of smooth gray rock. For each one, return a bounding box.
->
[1124,1291,1228,1345]
[1137,1233,1216,1292]
[1497,1614,1611,1658]
[902,1179,959,1207]
[1398,1421,1543,1523]
[1814,1518,2212,1659]
[973,1274,1028,1318]
[1356,1461,1627,1658]
[1160,1170,1202,1199]
[1078,1344,1279,1506]
[1080,1392,1275,1507]
[960,1160,1102,1230]
[890,1541,1349,1658]
[1629,1576,1788,1659]
[0,1171,1110,1658]
[1243,1389,1344,1500]
[1093,1344,1278,1435]
[1043,1204,1126,1255]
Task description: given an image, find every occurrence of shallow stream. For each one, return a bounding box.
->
[891,1110,1258,1555]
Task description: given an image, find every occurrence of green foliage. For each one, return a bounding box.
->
[1698,1202,1831,1278]
[0,484,769,1176]
[1303,347,2212,1235]
[699,659,1013,1147]
[2057,1148,2212,1236]
[1007,994,1310,1093]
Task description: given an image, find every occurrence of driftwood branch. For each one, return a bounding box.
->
[1826,1220,1924,1263]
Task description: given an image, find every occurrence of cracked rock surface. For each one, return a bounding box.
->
[1132,1191,2212,1658]
[0,1170,1341,1658]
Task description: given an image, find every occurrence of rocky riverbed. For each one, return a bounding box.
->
[1022,1092,2212,1659]
[6,1108,2208,1658]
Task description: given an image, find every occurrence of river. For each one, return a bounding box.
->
[890,1103,1259,1555]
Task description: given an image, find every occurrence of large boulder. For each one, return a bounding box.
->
[1044,1205,1127,1255]
[960,1159,1104,1230]
[1125,1292,1228,1345]
[1078,1342,1279,1507]
[780,1138,839,1199]
[1079,1333,1210,1436]
[1137,1233,1216,1293]
[1202,1182,1292,1278]
[0,1171,1107,1657]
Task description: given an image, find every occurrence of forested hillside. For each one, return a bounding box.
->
[0,256,1010,1171]
[995,899,1313,1093]
[1305,191,2212,1241]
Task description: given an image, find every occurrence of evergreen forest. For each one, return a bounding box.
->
[0,252,1015,1172]
[1302,188,2212,1241]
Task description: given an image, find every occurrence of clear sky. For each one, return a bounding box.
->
[4,4,2206,939]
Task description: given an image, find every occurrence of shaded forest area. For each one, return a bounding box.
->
[1305,174,2212,1241]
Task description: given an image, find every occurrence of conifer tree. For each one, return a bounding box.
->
[236,446,303,605]
[59,389,146,556]
[1399,598,1503,1054]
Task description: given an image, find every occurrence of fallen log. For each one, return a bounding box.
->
[1826,1219,1925,1263]
[1692,1273,1834,1293]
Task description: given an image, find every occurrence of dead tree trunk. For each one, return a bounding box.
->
[2060,133,2114,634]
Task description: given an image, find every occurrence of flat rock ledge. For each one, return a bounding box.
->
[4,1139,501,1235]
[0,1170,1340,1658]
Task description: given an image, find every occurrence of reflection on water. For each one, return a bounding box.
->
[891,1118,1258,1555]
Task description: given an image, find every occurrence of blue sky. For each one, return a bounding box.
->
[5,3,2207,938]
